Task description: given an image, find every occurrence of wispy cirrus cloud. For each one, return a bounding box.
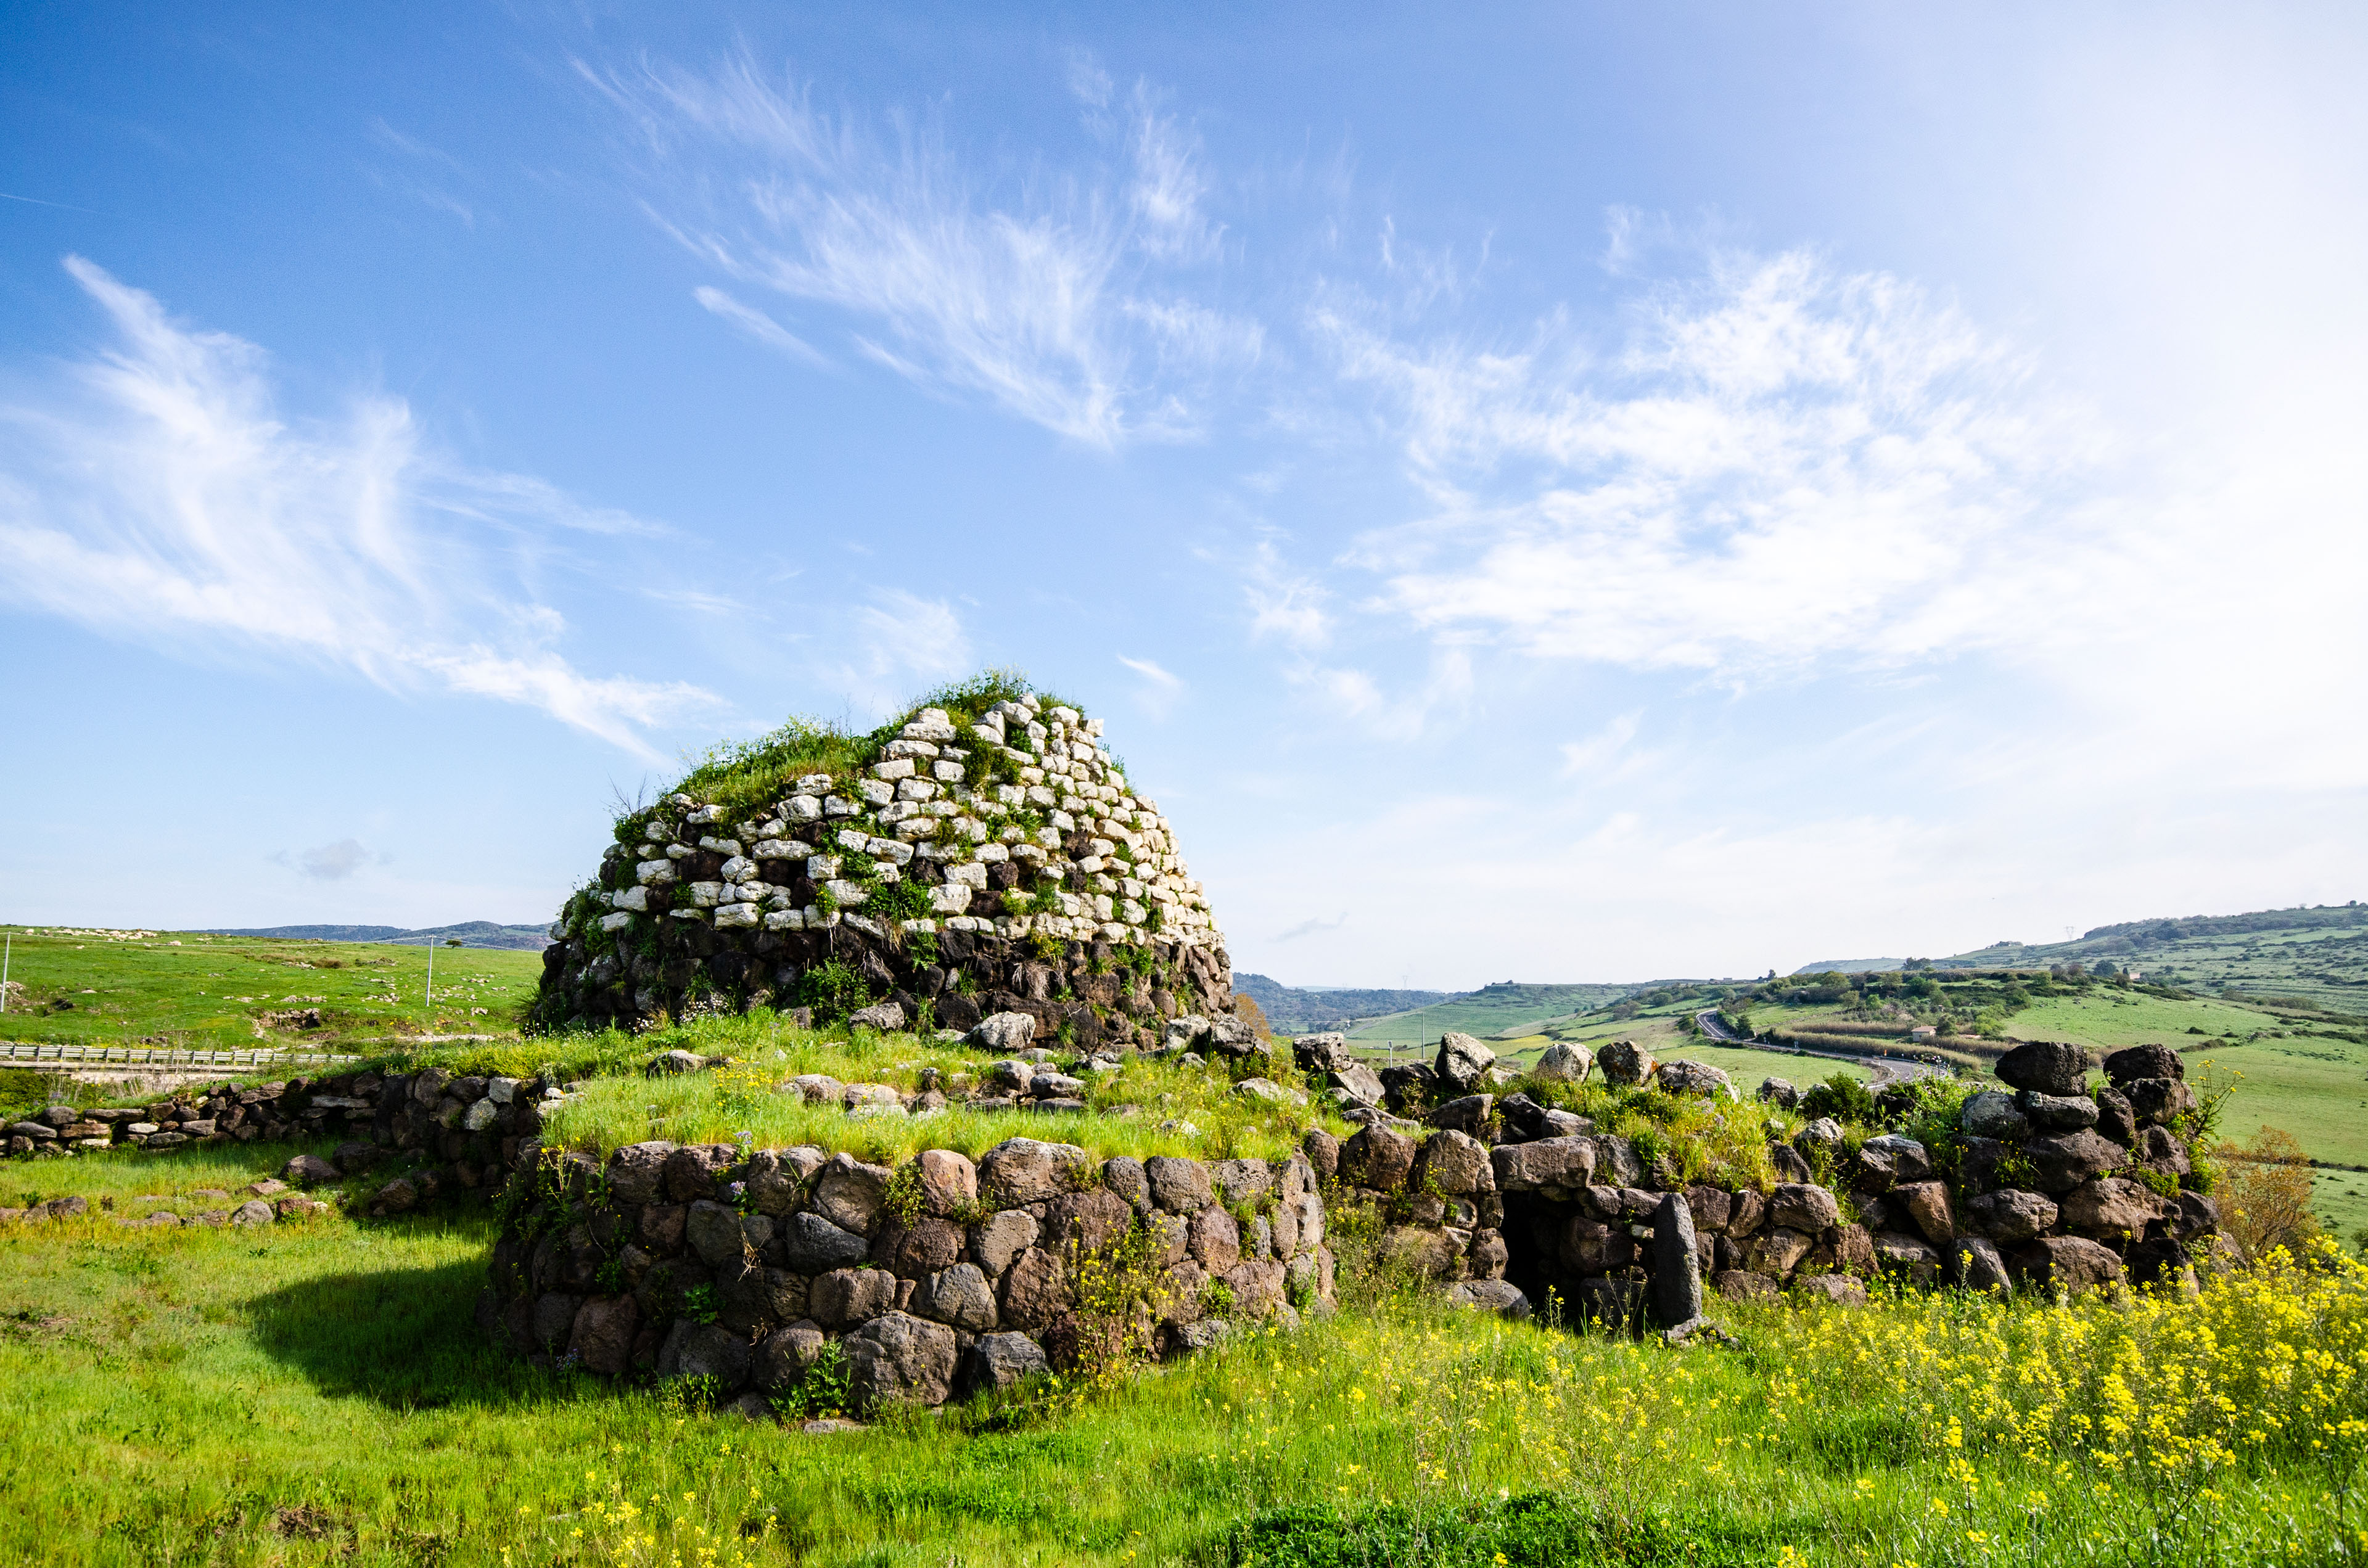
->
[583,52,1259,446]
[0,257,715,758]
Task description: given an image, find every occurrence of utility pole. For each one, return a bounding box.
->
[1,934,9,1012]
[425,937,435,1011]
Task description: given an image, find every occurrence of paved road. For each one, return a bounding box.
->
[1692,1011,1949,1086]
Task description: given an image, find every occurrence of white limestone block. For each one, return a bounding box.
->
[932,760,963,782]
[794,774,834,795]
[824,795,859,818]
[895,777,938,802]
[599,911,635,932]
[753,839,812,858]
[763,909,806,932]
[834,827,870,853]
[689,881,724,908]
[665,844,692,860]
[947,862,989,889]
[636,860,676,885]
[699,835,744,856]
[824,878,870,905]
[857,778,896,806]
[974,842,1008,862]
[884,737,941,760]
[1075,855,1105,874]
[866,836,915,866]
[871,758,916,781]
[612,885,649,913]
[786,795,823,823]
[894,818,936,842]
[715,903,760,929]
[930,883,974,914]
[719,855,756,882]
[808,855,841,879]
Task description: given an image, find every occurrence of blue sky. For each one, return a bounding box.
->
[4,2,2364,987]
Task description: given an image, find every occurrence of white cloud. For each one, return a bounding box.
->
[586,54,1260,446]
[1117,654,1183,718]
[0,257,714,758]
[693,285,828,366]
[1273,911,1347,942]
[820,588,972,717]
[271,839,371,880]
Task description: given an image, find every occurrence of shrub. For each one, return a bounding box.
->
[797,960,871,1021]
[1798,1072,1876,1126]
[2211,1127,2322,1263]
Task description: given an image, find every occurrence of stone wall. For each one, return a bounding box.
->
[1,1069,569,1210]
[1294,1031,2228,1332]
[483,1135,1334,1415]
[536,697,1235,1049]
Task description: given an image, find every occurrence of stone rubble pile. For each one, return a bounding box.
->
[538,697,1236,1050]
[485,1135,1334,1416]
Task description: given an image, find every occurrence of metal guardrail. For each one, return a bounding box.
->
[0,1042,358,1068]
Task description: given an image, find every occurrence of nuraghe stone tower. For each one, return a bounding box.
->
[535,687,1233,1048]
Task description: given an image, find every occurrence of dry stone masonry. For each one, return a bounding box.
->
[484,1135,1334,1415]
[1301,1030,2229,1333]
[538,694,1235,1050]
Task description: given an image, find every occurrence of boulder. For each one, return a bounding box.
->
[282,1154,342,1187]
[1653,1060,1734,1099]
[755,1321,828,1389]
[1596,1038,1656,1086]
[1872,1231,1941,1287]
[1893,1181,1956,1248]
[1489,1136,1596,1192]
[997,1248,1069,1331]
[968,1209,1041,1276]
[1952,1236,2010,1292]
[718,1266,808,1335]
[1409,1130,1494,1197]
[1770,1183,1840,1233]
[1743,1226,1812,1276]
[2102,1044,2183,1085]
[668,1321,753,1388]
[957,1331,1050,1395]
[1291,1033,1355,1074]
[1434,1033,1495,1094]
[2026,1129,2126,1195]
[812,1153,893,1235]
[1757,1077,1798,1109]
[1712,1270,1778,1301]
[1339,1125,1417,1192]
[2010,1235,2126,1294]
[968,1011,1038,1052]
[685,1200,750,1268]
[1852,1135,1931,1191]
[843,1311,956,1410]
[2060,1176,2170,1241]
[1995,1041,2091,1097]
[810,1267,898,1328]
[229,1199,276,1226]
[1964,1188,2058,1242]
[915,1149,978,1215]
[606,1141,678,1204]
[1791,1273,1868,1306]
[779,1212,871,1274]
[2090,1086,2139,1147]
[2123,1077,2195,1127]
[877,1217,964,1279]
[1329,1063,1385,1105]
[1651,1192,1703,1328]
[1145,1155,1214,1213]
[1957,1090,2029,1141]
[663,1144,738,1203]
[569,1295,639,1376]
[911,1262,999,1331]
[1301,1129,1341,1181]
[1444,1279,1531,1318]
[2017,1091,2099,1132]
[1534,1042,1592,1082]
[1794,1117,1845,1155]
[1428,1094,1494,1135]
[977,1138,1087,1207]
[847,1001,906,1032]
[1188,1208,1242,1273]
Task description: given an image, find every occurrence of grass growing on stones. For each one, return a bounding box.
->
[539,1016,1346,1165]
[2,1144,2364,1568]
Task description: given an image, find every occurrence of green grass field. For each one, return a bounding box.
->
[2,1138,2364,1567]
[0,926,544,1053]
[1996,991,2277,1050]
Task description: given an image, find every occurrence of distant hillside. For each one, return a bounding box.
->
[202,920,551,951]
[1348,980,1678,1043]
[1788,901,2368,1014]
[1233,974,1449,1033]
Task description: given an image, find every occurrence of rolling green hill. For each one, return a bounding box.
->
[0,926,543,1053]
[1231,974,1448,1033]
[1927,901,2368,1010]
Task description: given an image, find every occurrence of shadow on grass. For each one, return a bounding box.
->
[242,1235,560,1413]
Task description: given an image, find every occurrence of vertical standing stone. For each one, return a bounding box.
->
[1651,1192,1703,1328]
